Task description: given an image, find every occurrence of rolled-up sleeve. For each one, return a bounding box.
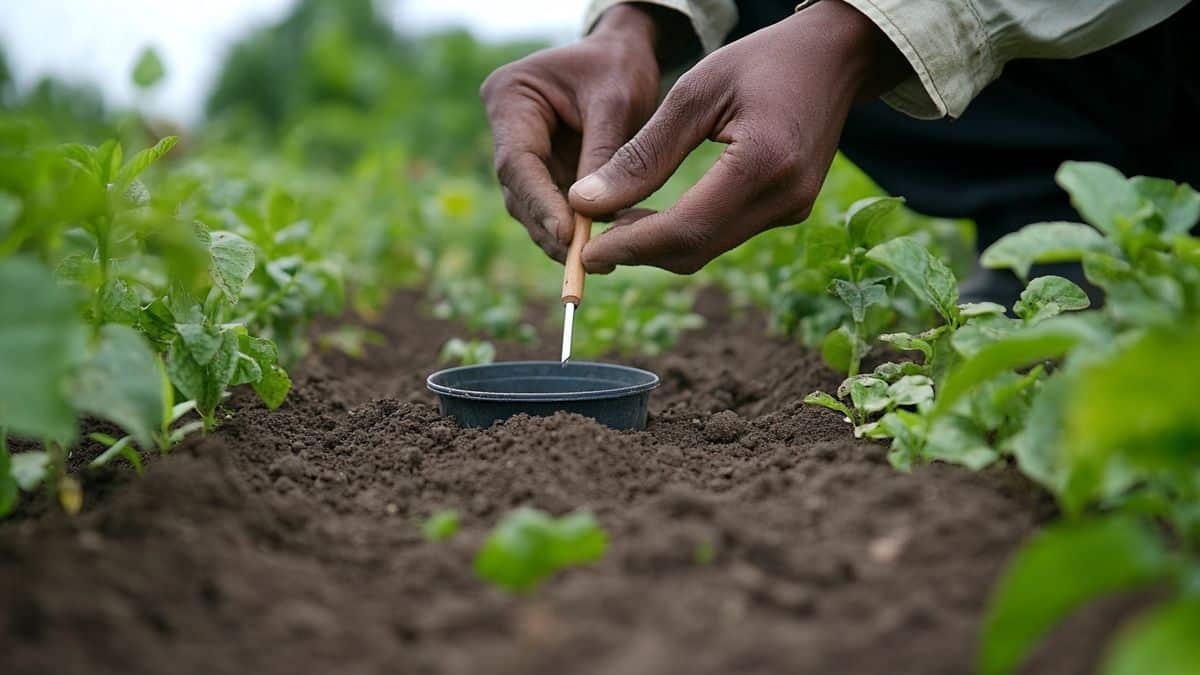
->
[809,0,1192,119]
[584,0,738,55]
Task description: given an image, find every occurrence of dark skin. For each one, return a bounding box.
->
[480,0,912,274]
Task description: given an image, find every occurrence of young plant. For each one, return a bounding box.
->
[438,337,496,366]
[474,507,608,593]
[421,509,461,542]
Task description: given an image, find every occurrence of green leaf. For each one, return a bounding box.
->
[101,279,141,324]
[821,325,855,373]
[958,301,1007,318]
[934,316,1099,418]
[176,322,222,366]
[69,325,165,450]
[422,509,461,542]
[1013,275,1090,323]
[1055,161,1140,237]
[804,391,852,419]
[876,410,925,470]
[951,314,1021,358]
[474,508,608,593]
[1131,176,1200,236]
[887,375,933,407]
[131,46,166,89]
[803,221,849,272]
[114,136,177,185]
[230,353,263,387]
[166,336,205,405]
[981,222,1119,280]
[849,376,890,414]
[252,365,291,410]
[866,236,959,325]
[878,331,933,363]
[11,451,50,491]
[0,435,16,517]
[1100,599,1200,675]
[830,279,887,324]
[979,515,1169,675]
[202,331,240,416]
[208,231,256,303]
[1061,329,1200,513]
[925,416,997,470]
[844,196,904,247]
[0,257,87,442]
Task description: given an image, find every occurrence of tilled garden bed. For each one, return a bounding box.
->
[1,290,1132,675]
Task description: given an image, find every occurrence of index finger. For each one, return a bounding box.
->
[581,143,775,274]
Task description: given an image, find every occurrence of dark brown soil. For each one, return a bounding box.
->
[1,290,1132,675]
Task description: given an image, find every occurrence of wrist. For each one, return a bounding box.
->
[592,4,700,70]
[790,0,911,102]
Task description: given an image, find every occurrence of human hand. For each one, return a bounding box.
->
[479,5,668,261]
[569,0,910,274]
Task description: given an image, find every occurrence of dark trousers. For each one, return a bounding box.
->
[731,1,1200,249]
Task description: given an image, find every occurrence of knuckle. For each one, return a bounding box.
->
[611,138,655,180]
[479,65,516,101]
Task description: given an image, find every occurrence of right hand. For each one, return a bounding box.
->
[479,6,663,261]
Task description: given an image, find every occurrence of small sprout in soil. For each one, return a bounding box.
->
[474,507,608,593]
[693,541,717,566]
[422,509,461,542]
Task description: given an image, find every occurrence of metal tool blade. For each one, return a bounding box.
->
[560,301,575,363]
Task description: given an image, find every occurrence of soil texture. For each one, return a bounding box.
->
[1,290,1135,675]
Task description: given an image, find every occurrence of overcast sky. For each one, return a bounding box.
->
[0,0,586,125]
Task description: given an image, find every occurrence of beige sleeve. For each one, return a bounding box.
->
[583,0,739,55]
[800,0,1191,119]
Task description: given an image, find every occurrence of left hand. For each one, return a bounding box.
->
[568,0,911,274]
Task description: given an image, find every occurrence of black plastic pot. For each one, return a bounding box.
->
[426,361,659,430]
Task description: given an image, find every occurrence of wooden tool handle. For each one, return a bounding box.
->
[561,213,592,305]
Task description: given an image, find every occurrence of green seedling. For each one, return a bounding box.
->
[474,507,608,593]
[422,509,461,542]
[438,337,495,366]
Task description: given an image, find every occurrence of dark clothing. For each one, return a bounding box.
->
[731,0,1200,248]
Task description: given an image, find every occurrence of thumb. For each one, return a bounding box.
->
[569,78,715,218]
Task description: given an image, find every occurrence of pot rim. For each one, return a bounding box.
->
[426,360,660,402]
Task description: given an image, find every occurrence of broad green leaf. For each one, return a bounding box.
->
[866,236,959,325]
[878,332,933,363]
[830,279,887,324]
[958,301,1007,318]
[979,516,1169,675]
[1131,176,1200,236]
[209,231,256,303]
[101,279,141,324]
[803,221,850,272]
[804,391,852,419]
[474,508,607,592]
[0,436,15,517]
[871,360,926,382]
[166,336,205,405]
[1062,329,1200,513]
[114,136,177,185]
[176,322,222,366]
[844,196,904,247]
[422,509,461,542]
[887,375,933,407]
[1013,275,1090,324]
[230,353,263,387]
[11,451,50,491]
[821,325,855,374]
[0,191,23,232]
[131,46,166,89]
[1055,161,1140,237]
[252,365,291,410]
[69,325,164,450]
[201,330,240,416]
[849,376,890,414]
[934,316,1100,418]
[876,410,925,471]
[0,257,87,441]
[1101,599,1200,675]
[925,416,997,470]
[981,222,1119,280]
[950,314,1021,358]
[1006,373,1070,493]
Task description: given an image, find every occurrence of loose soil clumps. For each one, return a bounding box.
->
[1,290,1129,674]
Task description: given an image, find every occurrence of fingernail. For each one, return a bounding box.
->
[542,216,558,235]
[572,174,607,202]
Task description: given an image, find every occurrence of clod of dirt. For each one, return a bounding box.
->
[702,410,748,443]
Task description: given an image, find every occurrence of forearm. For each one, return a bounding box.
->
[590,4,700,71]
[584,0,738,60]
